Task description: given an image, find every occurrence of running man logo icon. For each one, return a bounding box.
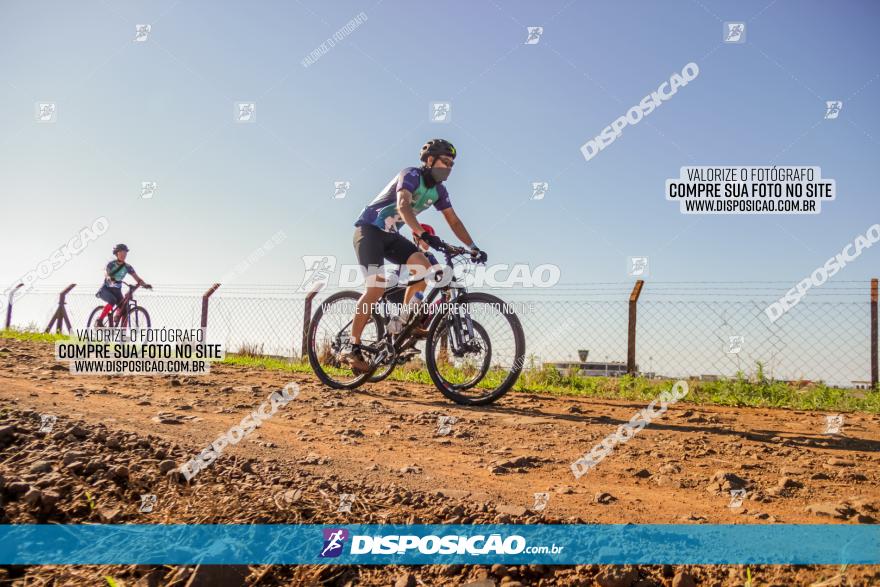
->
[430,102,451,123]
[436,415,457,436]
[628,256,649,277]
[532,492,550,511]
[141,181,158,199]
[728,488,746,508]
[319,528,349,558]
[36,103,57,123]
[525,27,544,44]
[134,24,151,42]
[727,335,744,354]
[333,181,351,199]
[824,414,844,435]
[531,182,549,200]
[235,102,256,123]
[724,22,745,43]
[139,494,157,513]
[38,414,57,433]
[824,101,843,120]
[298,255,337,292]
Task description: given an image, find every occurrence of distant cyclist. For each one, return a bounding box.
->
[341,139,487,373]
[95,244,152,325]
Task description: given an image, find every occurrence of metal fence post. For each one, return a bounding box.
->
[201,284,220,329]
[45,284,76,334]
[301,283,325,359]
[5,283,23,330]
[627,280,645,375]
[871,278,878,390]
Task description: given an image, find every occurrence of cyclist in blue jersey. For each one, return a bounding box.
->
[95,244,152,325]
[341,139,487,372]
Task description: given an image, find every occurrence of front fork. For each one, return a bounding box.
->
[447,299,475,355]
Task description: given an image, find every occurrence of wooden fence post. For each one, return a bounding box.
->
[871,278,878,390]
[5,283,23,330]
[201,284,220,330]
[45,284,76,334]
[627,280,645,375]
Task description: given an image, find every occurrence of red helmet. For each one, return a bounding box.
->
[419,223,435,236]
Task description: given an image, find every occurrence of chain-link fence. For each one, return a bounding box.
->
[5,280,878,389]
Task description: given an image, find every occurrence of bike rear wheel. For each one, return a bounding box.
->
[425,292,525,405]
[86,306,110,328]
[307,291,386,389]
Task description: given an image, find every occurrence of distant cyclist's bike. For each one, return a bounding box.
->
[307,240,525,405]
[86,282,152,328]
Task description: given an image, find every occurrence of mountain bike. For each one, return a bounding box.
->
[86,282,152,328]
[307,241,526,405]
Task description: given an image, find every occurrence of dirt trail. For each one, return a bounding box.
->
[1,337,878,586]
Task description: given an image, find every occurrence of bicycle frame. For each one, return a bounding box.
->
[359,249,478,371]
[110,283,141,327]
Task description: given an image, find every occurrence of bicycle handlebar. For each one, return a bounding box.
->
[433,241,483,264]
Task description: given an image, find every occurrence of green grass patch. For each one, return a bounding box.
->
[0,327,70,343]
[223,354,879,413]
[2,332,874,413]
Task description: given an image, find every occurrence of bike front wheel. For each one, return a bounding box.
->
[425,292,525,405]
[124,306,151,328]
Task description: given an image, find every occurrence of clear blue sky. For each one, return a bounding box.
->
[1,0,879,290]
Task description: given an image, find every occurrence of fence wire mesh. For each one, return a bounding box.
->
[5,281,877,388]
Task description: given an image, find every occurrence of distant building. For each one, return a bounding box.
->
[545,361,631,377]
[852,380,873,390]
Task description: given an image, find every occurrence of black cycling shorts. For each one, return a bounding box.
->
[353,224,419,273]
[96,285,124,306]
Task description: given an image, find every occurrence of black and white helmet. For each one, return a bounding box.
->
[420,139,456,162]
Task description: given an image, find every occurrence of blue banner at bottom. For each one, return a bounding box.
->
[1,524,876,565]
